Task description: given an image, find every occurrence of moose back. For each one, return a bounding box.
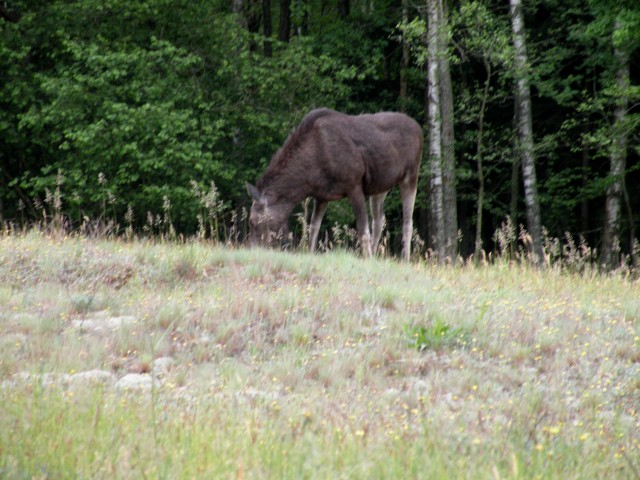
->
[246,108,423,260]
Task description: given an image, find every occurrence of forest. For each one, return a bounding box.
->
[1,0,639,266]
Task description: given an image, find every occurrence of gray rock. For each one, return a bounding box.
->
[71,315,136,332]
[242,388,280,401]
[8,371,70,388]
[115,373,156,391]
[152,357,175,375]
[411,379,430,399]
[69,369,116,388]
[382,388,401,401]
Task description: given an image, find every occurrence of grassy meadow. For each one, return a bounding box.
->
[1,231,639,478]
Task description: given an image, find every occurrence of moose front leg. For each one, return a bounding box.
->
[309,199,328,252]
[349,189,372,257]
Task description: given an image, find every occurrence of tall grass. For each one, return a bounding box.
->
[1,232,639,478]
[1,384,624,479]
[5,171,639,272]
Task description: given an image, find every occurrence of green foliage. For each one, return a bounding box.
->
[1,1,353,233]
[407,316,465,351]
[0,0,639,256]
[16,38,220,229]
[452,1,513,68]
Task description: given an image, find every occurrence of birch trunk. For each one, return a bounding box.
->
[602,18,629,269]
[509,0,544,265]
[427,0,445,259]
[438,0,457,259]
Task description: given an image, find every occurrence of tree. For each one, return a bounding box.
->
[601,12,637,269]
[279,0,291,42]
[2,0,639,258]
[426,0,445,259]
[1,1,353,234]
[438,0,457,259]
[509,0,544,264]
[454,1,512,257]
[338,0,349,18]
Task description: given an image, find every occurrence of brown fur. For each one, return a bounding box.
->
[247,108,423,259]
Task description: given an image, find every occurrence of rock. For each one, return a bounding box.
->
[115,373,156,391]
[8,372,70,388]
[411,379,430,400]
[3,370,117,390]
[382,388,401,401]
[69,369,116,388]
[244,388,279,401]
[153,357,175,375]
[71,315,136,332]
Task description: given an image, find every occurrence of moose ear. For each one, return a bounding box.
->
[246,183,263,202]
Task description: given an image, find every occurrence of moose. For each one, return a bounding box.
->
[246,108,423,260]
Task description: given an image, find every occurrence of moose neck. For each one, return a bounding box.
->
[259,163,311,212]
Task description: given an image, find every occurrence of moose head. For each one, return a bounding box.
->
[246,183,290,247]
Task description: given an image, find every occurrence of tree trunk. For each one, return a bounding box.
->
[0,4,21,22]
[263,0,272,57]
[438,0,457,259]
[426,0,445,259]
[509,95,521,258]
[581,127,589,234]
[279,0,291,42]
[602,18,629,270]
[338,0,349,18]
[474,59,491,258]
[234,0,262,51]
[509,0,543,265]
[246,0,262,36]
[510,92,520,227]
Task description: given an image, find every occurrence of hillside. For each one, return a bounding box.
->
[1,233,639,478]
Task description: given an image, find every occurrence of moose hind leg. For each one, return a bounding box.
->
[309,200,328,252]
[370,192,387,255]
[349,189,372,256]
[400,179,418,261]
